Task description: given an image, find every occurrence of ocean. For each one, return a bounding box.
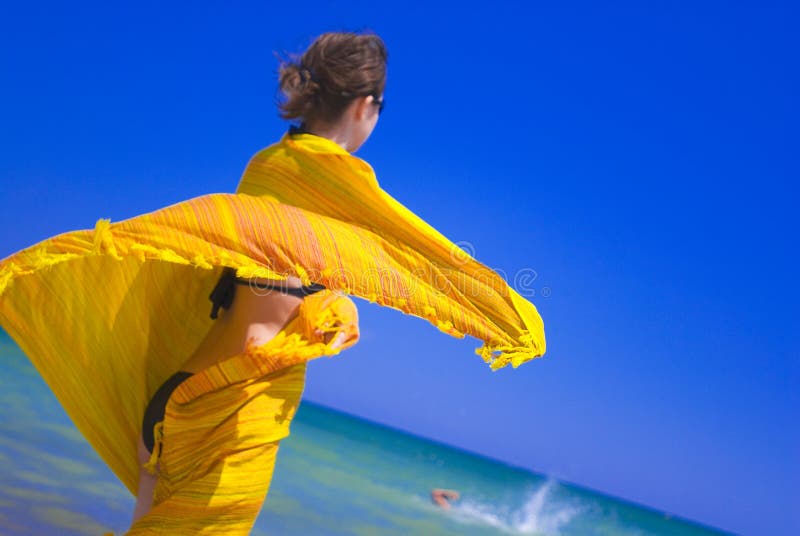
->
[0,331,729,535]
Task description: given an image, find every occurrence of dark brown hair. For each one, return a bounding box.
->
[276,31,388,124]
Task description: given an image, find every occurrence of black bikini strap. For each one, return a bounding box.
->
[209,267,327,319]
[234,278,326,298]
[208,267,237,320]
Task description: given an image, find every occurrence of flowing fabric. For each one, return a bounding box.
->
[127,291,354,534]
[0,129,547,517]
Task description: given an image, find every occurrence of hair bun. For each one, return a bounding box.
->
[277,31,387,123]
[298,63,321,88]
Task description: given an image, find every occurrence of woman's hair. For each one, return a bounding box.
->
[276,31,387,125]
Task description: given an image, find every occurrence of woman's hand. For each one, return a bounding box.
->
[314,325,349,350]
[306,292,360,352]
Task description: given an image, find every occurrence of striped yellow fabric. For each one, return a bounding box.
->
[236,132,546,367]
[0,130,546,520]
[128,309,323,534]
[133,289,355,534]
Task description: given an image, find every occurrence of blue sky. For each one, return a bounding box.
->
[0,2,797,534]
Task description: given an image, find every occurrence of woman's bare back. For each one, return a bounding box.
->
[180,276,306,374]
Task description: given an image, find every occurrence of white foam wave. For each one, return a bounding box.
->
[447,479,582,535]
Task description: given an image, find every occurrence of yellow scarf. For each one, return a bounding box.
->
[0,129,546,494]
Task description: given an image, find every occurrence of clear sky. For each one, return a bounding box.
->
[0,2,796,534]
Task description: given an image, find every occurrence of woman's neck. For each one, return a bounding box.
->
[299,120,356,153]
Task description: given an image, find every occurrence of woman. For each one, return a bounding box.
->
[130,31,386,532]
[0,30,545,536]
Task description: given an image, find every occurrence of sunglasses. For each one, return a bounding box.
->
[340,89,385,115]
[371,94,385,115]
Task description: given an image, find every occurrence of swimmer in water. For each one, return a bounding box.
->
[431,488,461,509]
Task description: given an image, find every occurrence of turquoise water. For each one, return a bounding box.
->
[0,332,729,535]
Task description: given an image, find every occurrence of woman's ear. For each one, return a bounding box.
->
[353,95,374,121]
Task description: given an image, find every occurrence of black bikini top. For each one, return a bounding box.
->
[208,266,326,320]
